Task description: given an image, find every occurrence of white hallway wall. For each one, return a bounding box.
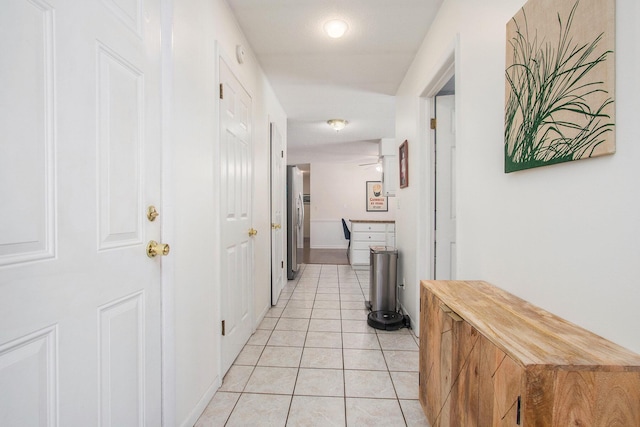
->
[170,0,286,425]
[309,162,396,248]
[395,0,640,354]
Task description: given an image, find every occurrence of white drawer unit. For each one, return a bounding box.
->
[349,221,395,268]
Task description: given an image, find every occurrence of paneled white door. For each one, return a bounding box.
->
[434,94,457,280]
[0,0,163,425]
[270,123,285,305]
[219,58,253,375]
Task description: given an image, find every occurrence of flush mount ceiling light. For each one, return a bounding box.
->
[327,119,348,132]
[323,19,349,38]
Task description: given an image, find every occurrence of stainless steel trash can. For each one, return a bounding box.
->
[369,246,398,312]
[368,246,404,330]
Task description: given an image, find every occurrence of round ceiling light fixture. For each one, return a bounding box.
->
[323,19,349,38]
[327,119,348,132]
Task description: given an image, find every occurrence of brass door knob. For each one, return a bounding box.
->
[248,228,258,237]
[147,240,170,258]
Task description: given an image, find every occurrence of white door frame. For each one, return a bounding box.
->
[421,44,456,277]
[160,0,176,425]
[270,122,285,305]
[409,39,458,337]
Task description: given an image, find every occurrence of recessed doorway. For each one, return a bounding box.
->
[433,75,456,280]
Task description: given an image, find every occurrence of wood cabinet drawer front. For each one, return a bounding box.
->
[352,222,387,232]
[352,232,385,242]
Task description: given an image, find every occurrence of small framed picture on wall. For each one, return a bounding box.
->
[366,181,388,212]
[399,140,409,188]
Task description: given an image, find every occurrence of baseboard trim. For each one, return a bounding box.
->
[179,376,220,427]
[256,303,269,328]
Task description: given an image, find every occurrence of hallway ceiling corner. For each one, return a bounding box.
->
[225,0,444,165]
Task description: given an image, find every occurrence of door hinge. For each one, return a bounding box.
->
[219,83,224,99]
[221,320,226,336]
[281,150,284,158]
[516,395,521,425]
[430,118,437,129]
[281,261,284,268]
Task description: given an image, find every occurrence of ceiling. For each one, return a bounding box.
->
[225,0,444,165]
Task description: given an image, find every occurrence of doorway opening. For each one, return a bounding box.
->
[433,76,456,280]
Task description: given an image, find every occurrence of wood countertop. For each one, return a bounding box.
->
[421,280,640,370]
[349,219,395,223]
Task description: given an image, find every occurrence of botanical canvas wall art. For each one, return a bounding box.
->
[505,0,615,173]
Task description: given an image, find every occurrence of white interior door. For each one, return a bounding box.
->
[0,0,163,425]
[434,94,457,279]
[219,58,253,375]
[270,123,285,305]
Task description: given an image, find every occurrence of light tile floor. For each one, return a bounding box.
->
[195,263,431,427]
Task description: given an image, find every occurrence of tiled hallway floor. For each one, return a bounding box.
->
[195,264,431,427]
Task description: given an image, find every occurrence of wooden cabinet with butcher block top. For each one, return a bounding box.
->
[419,280,640,427]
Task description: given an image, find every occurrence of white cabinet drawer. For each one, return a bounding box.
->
[350,249,370,265]
[352,231,385,242]
[352,240,383,251]
[352,222,387,232]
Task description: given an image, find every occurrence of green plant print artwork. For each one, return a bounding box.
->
[504,0,615,173]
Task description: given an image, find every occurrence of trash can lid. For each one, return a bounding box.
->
[369,246,398,254]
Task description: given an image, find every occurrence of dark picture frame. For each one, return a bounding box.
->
[365,181,388,212]
[399,140,409,188]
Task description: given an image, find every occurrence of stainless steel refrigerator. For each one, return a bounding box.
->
[287,165,304,279]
